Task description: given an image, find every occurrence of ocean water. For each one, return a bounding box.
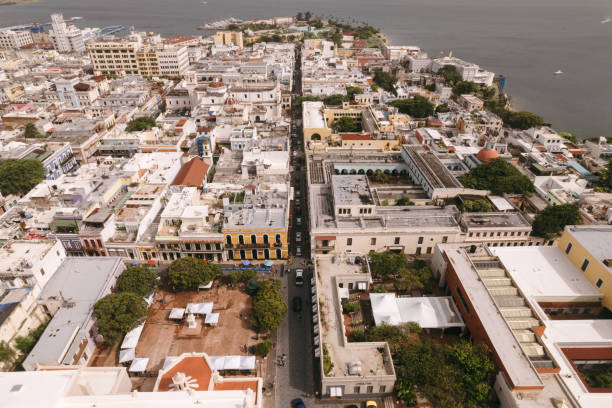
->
[1,0,611,138]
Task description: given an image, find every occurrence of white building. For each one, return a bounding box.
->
[49,13,85,53]
[0,29,33,50]
[158,45,190,76]
[432,55,495,86]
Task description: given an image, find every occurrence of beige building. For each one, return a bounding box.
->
[302,101,332,147]
[87,40,140,76]
[213,31,243,49]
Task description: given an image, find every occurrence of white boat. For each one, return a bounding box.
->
[601,18,611,24]
[554,70,563,75]
[201,1,208,4]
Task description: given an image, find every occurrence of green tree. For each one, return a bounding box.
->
[23,123,45,139]
[323,93,347,106]
[304,11,312,21]
[369,169,389,183]
[0,159,45,196]
[333,116,361,132]
[453,81,479,96]
[370,83,379,92]
[449,341,495,407]
[167,257,221,291]
[395,195,414,206]
[437,65,462,85]
[116,266,158,297]
[251,281,287,332]
[292,95,321,111]
[342,302,361,314]
[93,293,147,345]
[373,70,397,95]
[255,340,272,356]
[532,204,582,238]
[345,86,364,101]
[296,12,303,21]
[459,199,493,213]
[0,341,15,365]
[436,103,450,113]
[459,158,534,195]
[598,159,612,192]
[394,265,433,294]
[558,132,577,144]
[126,116,157,132]
[503,110,544,130]
[389,96,434,118]
[368,251,410,279]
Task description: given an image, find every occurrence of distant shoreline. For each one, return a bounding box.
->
[0,0,39,6]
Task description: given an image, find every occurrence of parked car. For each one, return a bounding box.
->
[296,232,302,242]
[291,398,305,408]
[296,217,302,226]
[292,296,303,312]
[366,401,377,408]
[295,268,304,286]
[295,246,302,257]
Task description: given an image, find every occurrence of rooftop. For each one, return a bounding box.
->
[461,212,531,229]
[565,225,612,271]
[331,175,373,206]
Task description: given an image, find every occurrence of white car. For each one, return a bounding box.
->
[296,217,302,226]
[295,269,304,286]
[296,232,302,242]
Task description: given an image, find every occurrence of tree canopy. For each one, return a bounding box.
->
[126,116,157,132]
[459,158,534,195]
[459,199,493,213]
[333,116,361,133]
[0,159,45,196]
[368,251,410,279]
[23,123,45,139]
[292,95,321,111]
[436,103,450,113]
[345,86,364,101]
[251,279,287,332]
[597,159,612,192]
[167,257,221,291]
[453,81,480,97]
[372,70,397,95]
[437,65,462,85]
[503,110,544,130]
[116,266,158,297]
[389,96,434,118]
[395,196,415,206]
[532,204,582,238]
[93,293,147,345]
[323,94,347,106]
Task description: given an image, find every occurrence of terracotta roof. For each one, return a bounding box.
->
[172,157,210,186]
[91,75,106,82]
[157,356,212,392]
[341,133,371,141]
[315,236,336,241]
[213,380,258,393]
[197,127,211,133]
[476,148,499,162]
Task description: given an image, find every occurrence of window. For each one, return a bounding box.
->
[416,247,421,255]
[596,278,603,288]
[370,238,376,245]
[426,247,432,254]
[418,236,424,245]
[456,285,470,313]
[581,259,589,272]
[238,235,244,245]
[263,235,269,244]
[565,242,572,254]
[366,385,373,393]
[394,237,400,245]
[354,386,360,394]
[251,234,257,244]
[379,385,386,393]
[347,238,352,246]
[442,236,448,243]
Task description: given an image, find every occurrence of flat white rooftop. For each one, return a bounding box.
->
[565,225,612,273]
[302,101,326,129]
[491,246,602,302]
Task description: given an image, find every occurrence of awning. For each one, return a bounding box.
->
[198,281,213,290]
[315,236,336,241]
[205,312,219,325]
[239,356,255,370]
[169,308,185,320]
[132,260,140,265]
[121,324,144,350]
[186,302,213,315]
[209,355,255,370]
[242,260,251,266]
[147,260,155,265]
[129,357,149,372]
[264,260,273,267]
[224,355,241,370]
[162,356,180,370]
[119,348,135,363]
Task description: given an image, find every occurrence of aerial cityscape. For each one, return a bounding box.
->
[0,6,611,408]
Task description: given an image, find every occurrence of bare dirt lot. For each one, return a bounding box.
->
[136,284,260,372]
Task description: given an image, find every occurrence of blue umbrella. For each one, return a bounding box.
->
[132,260,140,265]
[243,260,251,266]
[264,260,273,267]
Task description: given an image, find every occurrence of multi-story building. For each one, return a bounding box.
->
[157,45,189,76]
[213,31,244,49]
[53,77,100,109]
[0,29,33,50]
[49,13,85,53]
[86,40,140,76]
[558,225,612,309]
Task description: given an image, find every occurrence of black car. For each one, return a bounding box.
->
[291,398,305,408]
[292,296,303,312]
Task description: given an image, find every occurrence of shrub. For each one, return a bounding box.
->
[348,329,366,342]
[342,302,361,314]
[255,340,272,356]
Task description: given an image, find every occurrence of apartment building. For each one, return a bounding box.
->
[157,45,189,76]
[0,29,33,50]
[49,13,85,53]
[87,40,140,76]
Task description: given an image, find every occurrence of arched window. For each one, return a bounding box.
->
[275,234,281,244]
[238,235,244,245]
[226,235,232,245]
[264,249,270,259]
[311,133,321,140]
[239,249,246,259]
[250,234,257,244]
[263,235,269,244]
[252,249,258,259]
[276,249,282,259]
[228,250,234,259]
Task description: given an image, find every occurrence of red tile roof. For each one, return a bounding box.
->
[341,133,372,141]
[172,157,210,186]
[157,356,212,392]
[213,380,258,393]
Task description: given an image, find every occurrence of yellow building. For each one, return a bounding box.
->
[558,225,612,308]
[86,40,140,76]
[222,207,289,260]
[302,101,332,146]
[213,31,244,49]
[136,48,160,77]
